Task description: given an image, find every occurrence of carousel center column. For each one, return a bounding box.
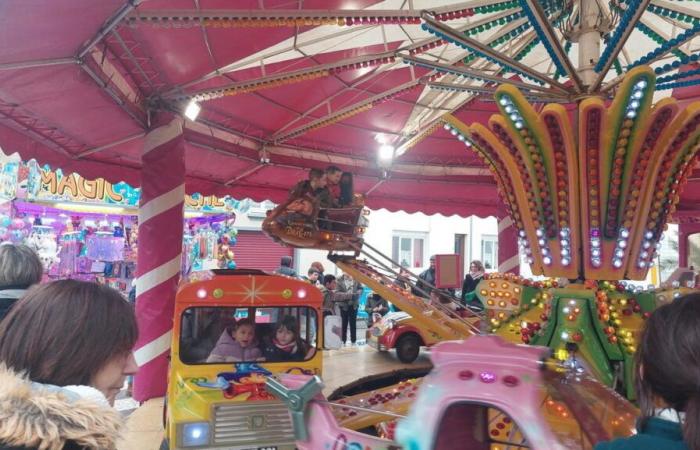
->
[132,117,186,401]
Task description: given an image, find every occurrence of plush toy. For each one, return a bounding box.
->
[26,231,61,271]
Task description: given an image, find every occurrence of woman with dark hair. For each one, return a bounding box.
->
[461,260,485,306]
[0,243,43,321]
[595,293,700,450]
[338,171,354,207]
[0,280,139,450]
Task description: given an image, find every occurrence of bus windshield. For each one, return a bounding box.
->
[179,306,318,364]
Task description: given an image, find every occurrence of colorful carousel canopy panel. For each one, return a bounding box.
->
[443,67,700,281]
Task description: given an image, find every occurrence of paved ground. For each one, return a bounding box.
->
[117,344,432,450]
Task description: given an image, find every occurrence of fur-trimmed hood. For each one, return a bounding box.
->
[0,365,123,450]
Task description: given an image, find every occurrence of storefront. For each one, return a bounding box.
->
[0,153,257,296]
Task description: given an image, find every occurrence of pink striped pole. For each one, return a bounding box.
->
[133,117,186,401]
[497,206,520,275]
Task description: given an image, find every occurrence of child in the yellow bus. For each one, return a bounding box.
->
[262,315,316,362]
[206,318,263,362]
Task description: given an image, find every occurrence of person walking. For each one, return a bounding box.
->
[0,243,43,322]
[0,280,139,450]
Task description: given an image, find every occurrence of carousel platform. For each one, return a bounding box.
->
[117,345,432,450]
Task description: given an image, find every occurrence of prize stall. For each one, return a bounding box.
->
[0,153,244,296]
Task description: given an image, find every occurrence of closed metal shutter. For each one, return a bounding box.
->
[234,230,293,272]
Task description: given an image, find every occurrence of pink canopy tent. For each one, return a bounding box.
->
[1,1,699,217]
[2,1,700,401]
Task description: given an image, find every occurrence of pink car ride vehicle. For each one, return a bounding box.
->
[267,335,638,450]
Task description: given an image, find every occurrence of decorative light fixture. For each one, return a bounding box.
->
[184,100,201,121]
[378,144,395,163]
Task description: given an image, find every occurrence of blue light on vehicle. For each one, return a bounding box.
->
[181,422,209,447]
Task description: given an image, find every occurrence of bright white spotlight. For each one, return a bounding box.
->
[184,100,201,121]
[378,144,395,162]
[374,133,387,144]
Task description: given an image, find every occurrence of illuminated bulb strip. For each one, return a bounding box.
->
[611,227,629,269]
[182,55,397,102]
[542,112,570,246]
[559,228,571,266]
[420,22,545,86]
[126,15,423,28]
[583,107,603,268]
[620,106,674,238]
[276,82,419,142]
[398,122,442,154]
[125,2,518,28]
[644,115,700,237]
[193,70,330,102]
[466,131,521,226]
[518,231,533,265]
[499,94,557,242]
[604,78,648,239]
[279,104,374,141]
[490,122,536,232]
[408,39,447,55]
[639,139,700,267]
[443,122,521,234]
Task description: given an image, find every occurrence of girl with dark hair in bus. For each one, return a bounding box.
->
[595,293,700,450]
[262,315,315,362]
[0,280,138,450]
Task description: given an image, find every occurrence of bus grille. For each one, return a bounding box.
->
[212,401,295,446]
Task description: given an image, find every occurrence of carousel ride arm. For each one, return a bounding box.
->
[266,375,400,450]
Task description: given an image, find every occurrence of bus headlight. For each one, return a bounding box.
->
[181,422,210,447]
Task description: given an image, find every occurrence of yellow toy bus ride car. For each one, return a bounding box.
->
[162,269,323,450]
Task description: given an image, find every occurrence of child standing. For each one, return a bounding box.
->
[206,318,262,363]
[595,293,700,450]
[263,316,314,362]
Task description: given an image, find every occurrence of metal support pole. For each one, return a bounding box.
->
[577,0,603,88]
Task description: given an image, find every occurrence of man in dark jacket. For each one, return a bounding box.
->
[412,255,436,298]
[289,168,327,200]
[274,256,298,278]
[319,274,357,317]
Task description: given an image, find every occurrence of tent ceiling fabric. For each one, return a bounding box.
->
[0,0,699,218]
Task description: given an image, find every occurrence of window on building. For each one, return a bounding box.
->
[454,233,467,271]
[481,235,498,270]
[392,233,427,268]
[690,232,700,271]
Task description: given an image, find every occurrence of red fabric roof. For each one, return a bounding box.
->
[0,1,698,219]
